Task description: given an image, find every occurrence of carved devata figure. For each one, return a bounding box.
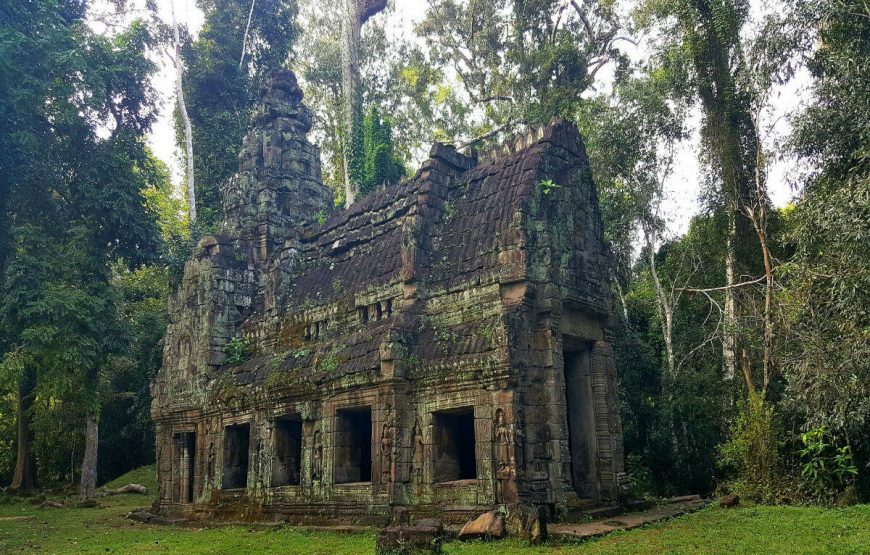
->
[380,404,397,483]
[495,408,514,500]
[411,418,424,486]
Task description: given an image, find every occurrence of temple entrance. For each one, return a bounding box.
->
[563,338,597,498]
[272,416,302,486]
[222,423,250,490]
[432,407,477,482]
[334,407,372,483]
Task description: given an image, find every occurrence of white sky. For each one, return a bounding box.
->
[146,0,808,237]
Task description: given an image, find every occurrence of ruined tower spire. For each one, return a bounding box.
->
[223,69,333,263]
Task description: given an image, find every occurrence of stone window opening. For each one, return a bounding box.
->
[359,306,369,324]
[385,299,393,318]
[222,423,251,490]
[432,407,477,482]
[174,431,196,503]
[375,302,383,320]
[271,416,302,487]
[334,406,372,484]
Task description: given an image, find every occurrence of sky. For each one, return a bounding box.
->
[144,0,809,238]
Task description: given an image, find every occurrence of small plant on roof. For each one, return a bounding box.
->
[538,179,562,196]
[224,336,253,365]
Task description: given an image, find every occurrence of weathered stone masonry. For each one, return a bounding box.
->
[151,69,626,525]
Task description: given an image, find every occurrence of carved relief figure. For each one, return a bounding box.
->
[411,418,424,485]
[380,403,396,483]
[495,409,514,502]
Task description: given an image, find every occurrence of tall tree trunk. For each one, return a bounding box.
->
[649,246,676,377]
[722,214,738,380]
[172,1,196,224]
[341,0,363,206]
[9,369,37,492]
[340,0,387,206]
[688,0,760,383]
[239,0,256,70]
[79,414,98,498]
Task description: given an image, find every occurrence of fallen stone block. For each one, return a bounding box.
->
[505,505,547,543]
[73,498,99,509]
[126,510,155,523]
[720,494,740,508]
[376,524,442,554]
[38,500,63,509]
[114,484,148,495]
[458,511,505,540]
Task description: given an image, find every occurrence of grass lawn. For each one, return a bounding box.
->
[0,466,868,554]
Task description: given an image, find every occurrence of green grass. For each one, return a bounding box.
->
[0,467,868,554]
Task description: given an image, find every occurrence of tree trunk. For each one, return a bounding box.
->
[9,369,37,493]
[341,0,363,206]
[79,414,98,498]
[239,0,257,70]
[172,1,196,224]
[340,0,387,206]
[722,214,738,381]
[649,246,676,377]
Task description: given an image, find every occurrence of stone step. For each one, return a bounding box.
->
[550,498,709,541]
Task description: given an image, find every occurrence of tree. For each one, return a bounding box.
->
[636,0,763,382]
[0,0,161,496]
[340,0,388,205]
[418,0,625,146]
[783,0,870,495]
[172,0,197,224]
[297,0,465,203]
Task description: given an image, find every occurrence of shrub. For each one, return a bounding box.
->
[718,393,790,503]
[798,427,859,504]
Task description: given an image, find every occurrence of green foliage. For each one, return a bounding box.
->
[359,107,406,196]
[798,427,859,504]
[223,336,254,366]
[718,394,787,503]
[782,0,870,498]
[537,179,562,196]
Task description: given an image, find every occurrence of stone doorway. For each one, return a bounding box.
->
[222,423,250,490]
[272,416,302,486]
[432,407,477,482]
[334,407,372,483]
[563,339,597,499]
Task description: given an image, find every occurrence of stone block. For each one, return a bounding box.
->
[458,510,505,540]
[376,525,443,554]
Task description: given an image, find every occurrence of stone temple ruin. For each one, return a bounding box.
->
[151,69,626,528]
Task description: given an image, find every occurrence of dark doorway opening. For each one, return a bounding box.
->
[432,407,477,482]
[222,423,250,490]
[334,407,372,483]
[563,341,596,498]
[174,432,196,503]
[272,416,302,486]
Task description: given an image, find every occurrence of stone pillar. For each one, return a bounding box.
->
[589,340,625,500]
